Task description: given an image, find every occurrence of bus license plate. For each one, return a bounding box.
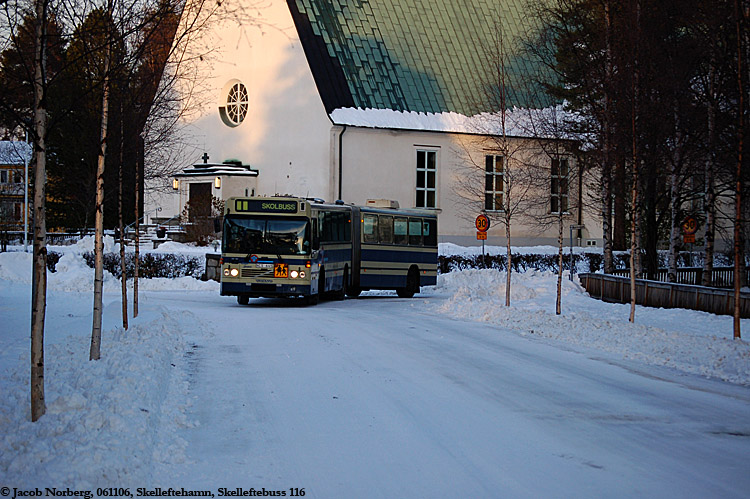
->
[274,263,288,278]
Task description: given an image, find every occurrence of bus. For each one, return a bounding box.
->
[219,196,437,305]
[350,201,438,298]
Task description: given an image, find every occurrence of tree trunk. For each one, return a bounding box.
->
[668,105,682,283]
[90,40,111,361]
[629,165,639,324]
[613,159,627,251]
[134,138,141,318]
[30,0,48,422]
[629,0,641,324]
[556,215,563,315]
[602,161,614,274]
[734,0,744,339]
[703,56,717,287]
[118,109,128,330]
[505,215,512,307]
[667,166,680,283]
[602,0,615,272]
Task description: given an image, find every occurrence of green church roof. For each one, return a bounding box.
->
[288,0,551,116]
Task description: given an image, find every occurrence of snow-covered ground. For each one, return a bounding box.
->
[1,240,749,496]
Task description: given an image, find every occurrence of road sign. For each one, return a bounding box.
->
[477,231,487,240]
[475,214,490,232]
[681,216,698,235]
[683,234,695,244]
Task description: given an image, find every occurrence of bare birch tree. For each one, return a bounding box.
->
[628,0,641,323]
[452,16,537,306]
[118,104,127,330]
[30,0,49,421]
[90,1,112,361]
[733,0,745,340]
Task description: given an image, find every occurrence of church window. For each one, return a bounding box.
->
[416,149,437,208]
[219,80,248,127]
[551,157,570,213]
[484,155,504,211]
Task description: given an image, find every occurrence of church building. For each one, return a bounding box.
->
[148,0,603,247]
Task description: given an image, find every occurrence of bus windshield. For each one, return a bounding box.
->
[224,216,310,255]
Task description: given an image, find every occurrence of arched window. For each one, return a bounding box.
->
[219,80,248,127]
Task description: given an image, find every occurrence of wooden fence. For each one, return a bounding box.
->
[610,267,749,288]
[578,273,750,318]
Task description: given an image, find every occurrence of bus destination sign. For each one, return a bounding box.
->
[235,199,299,214]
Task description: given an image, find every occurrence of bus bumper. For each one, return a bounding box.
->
[221,281,314,298]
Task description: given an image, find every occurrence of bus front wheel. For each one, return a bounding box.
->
[237,295,249,305]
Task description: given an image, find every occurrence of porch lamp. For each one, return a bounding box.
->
[172,178,179,190]
[214,176,221,189]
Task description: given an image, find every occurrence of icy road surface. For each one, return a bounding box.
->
[155,291,750,498]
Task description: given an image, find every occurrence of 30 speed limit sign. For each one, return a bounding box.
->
[475,214,490,232]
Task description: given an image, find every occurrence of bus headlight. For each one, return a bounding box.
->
[223,268,230,277]
[230,268,239,277]
[300,271,305,278]
[290,270,299,279]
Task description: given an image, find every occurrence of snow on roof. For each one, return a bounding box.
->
[0,141,32,165]
[330,106,586,142]
[176,162,259,177]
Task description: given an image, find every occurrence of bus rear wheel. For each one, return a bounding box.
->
[332,267,348,300]
[397,267,419,298]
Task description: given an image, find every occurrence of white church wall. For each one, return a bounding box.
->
[146,1,333,221]
[339,126,604,246]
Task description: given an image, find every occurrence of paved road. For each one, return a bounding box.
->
[154,291,750,498]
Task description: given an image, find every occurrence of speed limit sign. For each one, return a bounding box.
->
[681,216,697,235]
[475,214,490,232]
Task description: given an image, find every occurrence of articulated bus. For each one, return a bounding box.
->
[219,196,437,305]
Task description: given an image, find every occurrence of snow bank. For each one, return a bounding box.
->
[435,269,750,385]
[0,251,218,293]
[438,242,600,257]
[73,235,117,253]
[0,309,200,488]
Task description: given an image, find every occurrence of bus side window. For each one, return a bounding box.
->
[379,215,393,244]
[336,212,347,242]
[312,218,320,250]
[423,219,437,247]
[394,217,408,245]
[408,218,423,245]
[363,214,378,243]
[319,213,327,242]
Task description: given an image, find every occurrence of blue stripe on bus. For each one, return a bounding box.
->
[359,273,438,289]
[321,248,352,263]
[360,248,437,265]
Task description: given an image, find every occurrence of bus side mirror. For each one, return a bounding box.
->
[213,217,222,233]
